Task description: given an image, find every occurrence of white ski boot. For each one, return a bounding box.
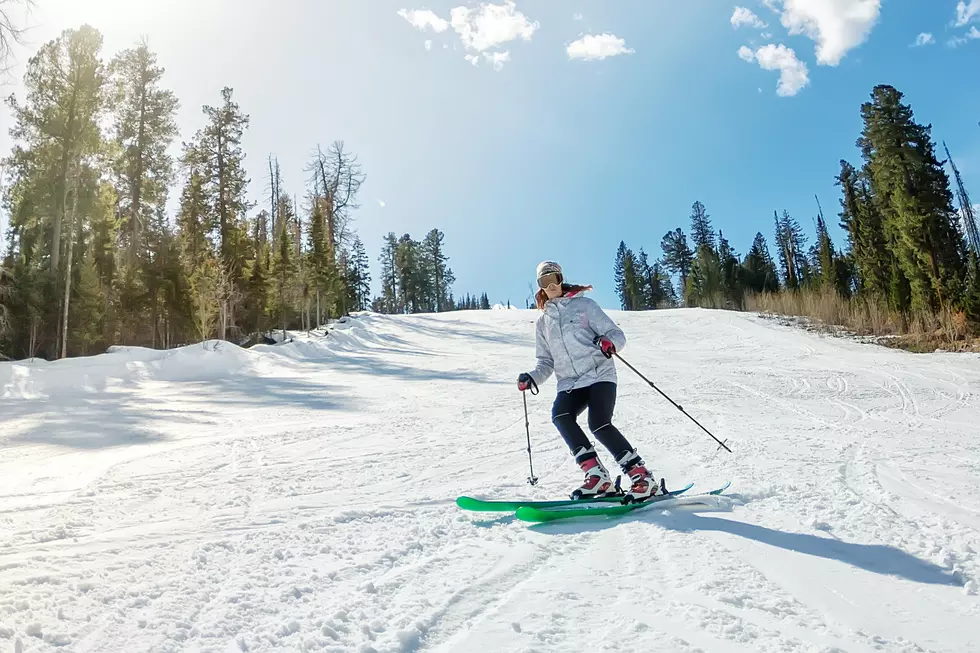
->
[570,447,616,500]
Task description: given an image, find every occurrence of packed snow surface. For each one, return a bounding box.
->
[1,308,979,652]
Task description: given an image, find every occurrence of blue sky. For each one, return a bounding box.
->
[1,0,979,310]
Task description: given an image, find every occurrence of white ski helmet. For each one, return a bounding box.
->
[536,260,563,280]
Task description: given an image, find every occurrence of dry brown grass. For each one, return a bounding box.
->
[745,288,979,352]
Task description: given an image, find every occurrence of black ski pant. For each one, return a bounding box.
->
[551,382,641,471]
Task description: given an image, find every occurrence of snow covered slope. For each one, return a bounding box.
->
[1,308,979,653]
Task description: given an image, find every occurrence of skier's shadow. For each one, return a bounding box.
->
[531,509,963,587]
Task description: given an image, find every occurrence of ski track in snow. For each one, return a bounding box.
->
[1,308,979,652]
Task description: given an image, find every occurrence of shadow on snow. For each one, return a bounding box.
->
[531,509,962,588]
[3,375,354,450]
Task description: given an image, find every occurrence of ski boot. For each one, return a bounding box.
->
[569,446,616,500]
[617,450,665,504]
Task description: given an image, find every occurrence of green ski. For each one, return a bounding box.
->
[456,482,695,513]
[456,494,631,513]
[514,481,730,523]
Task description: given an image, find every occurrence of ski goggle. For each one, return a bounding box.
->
[537,273,562,289]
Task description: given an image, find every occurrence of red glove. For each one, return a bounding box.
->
[594,336,616,359]
[518,373,535,392]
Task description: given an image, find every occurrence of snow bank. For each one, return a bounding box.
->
[0,314,404,400]
[1,340,258,400]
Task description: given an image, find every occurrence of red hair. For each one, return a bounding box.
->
[535,283,594,310]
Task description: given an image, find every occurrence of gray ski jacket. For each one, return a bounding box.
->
[528,292,627,393]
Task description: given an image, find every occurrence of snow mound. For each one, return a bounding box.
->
[1,340,258,400]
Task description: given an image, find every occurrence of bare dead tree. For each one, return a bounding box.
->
[307,141,365,255]
[0,0,34,75]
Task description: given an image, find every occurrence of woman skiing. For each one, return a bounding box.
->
[517,261,661,503]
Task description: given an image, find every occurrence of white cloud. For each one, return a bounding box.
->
[397,8,449,32]
[950,25,980,46]
[769,0,881,66]
[731,7,768,29]
[739,44,810,96]
[956,1,980,27]
[483,50,511,70]
[761,31,773,39]
[401,2,536,68]
[567,33,634,60]
[573,12,584,21]
[450,1,539,52]
[378,199,387,208]
[913,32,935,46]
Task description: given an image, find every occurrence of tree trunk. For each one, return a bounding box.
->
[151,292,158,349]
[217,129,227,263]
[51,88,80,277]
[130,78,147,266]
[60,165,81,360]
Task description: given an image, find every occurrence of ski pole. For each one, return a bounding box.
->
[613,352,732,454]
[522,378,539,485]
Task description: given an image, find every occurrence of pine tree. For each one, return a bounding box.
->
[480,292,491,310]
[271,196,297,337]
[5,245,47,358]
[742,232,780,294]
[774,210,808,290]
[636,249,654,309]
[836,160,892,301]
[717,231,743,308]
[613,242,644,310]
[108,41,179,346]
[648,262,671,308]
[188,87,252,283]
[858,84,967,313]
[614,242,629,310]
[687,243,724,308]
[4,25,108,357]
[690,201,715,252]
[348,236,371,312]
[72,242,106,355]
[814,204,835,290]
[110,40,179,267]
[395,234,420,313]
[660,228,694,301]
[379,232,399,314]
[422,229,452,312]
[307,194,341,322]
[246,239,269,335]
[176,169,211,271]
